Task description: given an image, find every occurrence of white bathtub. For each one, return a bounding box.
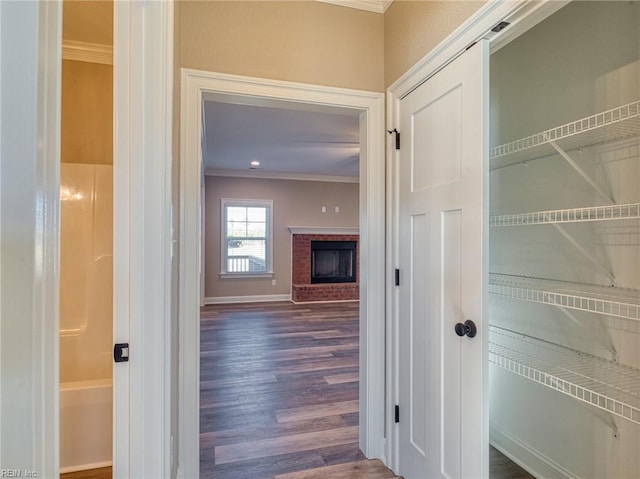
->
[60,378,112,473]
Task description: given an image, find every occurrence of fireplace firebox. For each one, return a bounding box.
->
[310,240,357,284]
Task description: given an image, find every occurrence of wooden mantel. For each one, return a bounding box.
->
[288,226,359,235]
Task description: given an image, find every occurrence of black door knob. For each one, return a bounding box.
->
[454,319,477,338]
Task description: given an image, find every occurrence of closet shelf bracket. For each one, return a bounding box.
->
[551,223,616,286]
[546,136,615,205]
[576,400,619,433]
[557,307,618,360]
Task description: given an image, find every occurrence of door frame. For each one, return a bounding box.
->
[385,0,570,473]
[1,0,173,474]
[113,1,174,476]
[179,69,386,477]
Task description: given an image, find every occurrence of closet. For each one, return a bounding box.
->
[488,2,640,478]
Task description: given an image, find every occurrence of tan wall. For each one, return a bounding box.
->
[178,0,384,92]
[61,59,113,165]
[384,0,485,87]
[181,1,491,301]
[205,176,359,299]
[63,0,113,45]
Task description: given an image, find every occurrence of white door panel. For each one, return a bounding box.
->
[411,86,462,190]
[398,41,488,479]
[409,213,429,459]
[442,208,463,479]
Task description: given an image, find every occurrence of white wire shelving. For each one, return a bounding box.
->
[489,325,640,424]
[490,100,640,169]
[489,273,640,322]
[491,203,640,227]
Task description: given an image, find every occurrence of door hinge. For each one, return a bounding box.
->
[395,405,400,423]
[114,343,129,363]
[395,268,400,286]
[388,128,400,150]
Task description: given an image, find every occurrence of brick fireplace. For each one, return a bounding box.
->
[289,227,359,303]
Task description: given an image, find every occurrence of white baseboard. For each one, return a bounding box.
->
[60,461,112,474]
[204,294,291,305]
[490,422,579,479]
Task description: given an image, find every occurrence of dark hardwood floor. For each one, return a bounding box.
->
[61,467,111,479]
[200,300,398,479]
[62,300,534,479]
[490,446,535,479]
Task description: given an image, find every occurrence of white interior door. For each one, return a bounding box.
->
[0,1,61,474]
[397,40,488,479]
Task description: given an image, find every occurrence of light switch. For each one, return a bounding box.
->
[321,206,326,213]
[335,206,340,213]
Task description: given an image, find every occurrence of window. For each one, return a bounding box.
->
[220,198,273,277]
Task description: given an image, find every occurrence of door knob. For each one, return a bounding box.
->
[454,319,477,338]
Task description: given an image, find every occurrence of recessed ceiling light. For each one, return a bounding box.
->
[250,160,261,167]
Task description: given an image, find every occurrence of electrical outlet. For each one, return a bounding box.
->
[321,206,326,213]
[272,279,277,286]
[335,206,340,213]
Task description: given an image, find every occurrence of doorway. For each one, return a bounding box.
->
[179,70,386,476]
[386,1,570,477]
[59,1,114,475]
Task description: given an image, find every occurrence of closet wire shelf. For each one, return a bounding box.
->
[490,100,640,169]
[490,203,640,227]
[489,326,640,424]
[489,273,640,321]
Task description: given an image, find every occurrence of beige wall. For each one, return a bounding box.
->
[180,0,490,302]
[178,0,384,92]
[205,176,359,299]
[63,0,113,45]
[384,0,485,87]
[61,59,113,165]
[178,0,489,92]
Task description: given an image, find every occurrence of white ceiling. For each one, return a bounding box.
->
[203,100,361,179]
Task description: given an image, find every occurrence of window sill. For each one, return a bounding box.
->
[219,271,275,279]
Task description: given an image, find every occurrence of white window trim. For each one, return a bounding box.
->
[220,198,274,277]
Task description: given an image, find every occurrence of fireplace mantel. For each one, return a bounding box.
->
[288,226,359,235]
[290,229,359,302]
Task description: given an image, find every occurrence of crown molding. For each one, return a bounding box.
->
[204,168,359,184]
[62,40,112,65]
[317,0,393,14]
